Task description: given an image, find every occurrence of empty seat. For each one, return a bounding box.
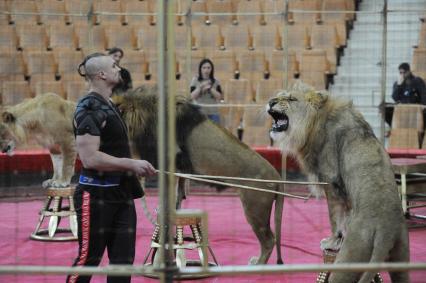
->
[287,0,321,24]
[418,23,426,48]
[310,24,340,73]
[299,50,330,90]
[0,52,27,82]
[65,0,92,25]
[104,24,137,50]
[392,104,424,134]
[222,25,252,50]
[120,50,147,82]
[279,24,310,57]
[65,80,88,102]
[123,0,153,26]
[0,26,18,52]
[388,128,420,149]
[206,0,235,26]
[174,24,193,51]
[268,50,299,80]
[192,25,223,51]
[2,81,32,106]
[209,50,238,82]
[251,25,282,51]
[236,0,264,26]
[56,51,84,77]
[241,105,273,146]
[37,0,67,25]
[136,26,157,51]
[322,0,354,23]
[10,1,39,24]
[219,105,244,135]
[75,24,106,52]
[237,50,269,82]
[0,0,10,24]
[225,78,253,104]
[17,25,49,52]
[35,81,65,98]
[255,78,283,103]
[412,48,426,74]
[263,0,286,25]
[93,0,123,25]
[25,51,57,77]
[191,0,209,25]
[48,24,78,51]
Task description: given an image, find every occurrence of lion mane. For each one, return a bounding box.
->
[0,93,77,188]
[117,86,285,265]
[267,82,409,282]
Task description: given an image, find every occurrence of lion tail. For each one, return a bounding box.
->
[274,188,284,264]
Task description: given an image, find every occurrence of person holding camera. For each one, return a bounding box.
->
[190,58,223,124]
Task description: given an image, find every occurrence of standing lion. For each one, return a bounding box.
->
[117,86,285,265]
[267,83,409,282]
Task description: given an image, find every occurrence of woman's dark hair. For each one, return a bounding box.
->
[108,47,124,57]
[197,58,215,84]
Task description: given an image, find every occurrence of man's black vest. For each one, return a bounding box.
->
[74,92,143,200]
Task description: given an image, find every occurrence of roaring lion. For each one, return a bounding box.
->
[117,86,285,265]
[267,82,409,282]
[0,93,77,188]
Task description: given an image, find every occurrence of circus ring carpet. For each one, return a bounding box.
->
[0,149,425,282]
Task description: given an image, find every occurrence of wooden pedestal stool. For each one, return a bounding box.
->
[30,187,78,241]
[143,209,218,279]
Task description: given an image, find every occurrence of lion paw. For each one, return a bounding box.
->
[42,179,70,189]
[320,235,343,252]
[248,256,259,265]
[42,179,54,189]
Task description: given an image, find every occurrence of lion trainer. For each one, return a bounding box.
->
[267,83,409,283]
[67,54,156,283]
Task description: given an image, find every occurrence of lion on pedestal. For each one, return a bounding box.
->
[0,93,77,188]
[267,82,409,283]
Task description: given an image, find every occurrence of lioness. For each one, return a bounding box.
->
[266,83,409,282]
[117,86,285,265]
[0,93,76,188]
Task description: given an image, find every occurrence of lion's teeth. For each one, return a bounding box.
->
[277,119,288,126]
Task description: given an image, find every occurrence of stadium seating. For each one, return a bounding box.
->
[0,0,359,146]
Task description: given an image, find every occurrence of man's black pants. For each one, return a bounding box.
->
[66,188,137,283]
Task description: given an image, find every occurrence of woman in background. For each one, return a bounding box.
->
[190,58,223,124]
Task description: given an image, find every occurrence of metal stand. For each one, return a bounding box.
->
[30,187,78,241]
[143,213,218,279]
[316,249,383,283]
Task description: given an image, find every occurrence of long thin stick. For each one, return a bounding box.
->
[175,173,328,186]
[157,170,308,200]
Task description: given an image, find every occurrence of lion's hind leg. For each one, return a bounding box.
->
[240,193,275,265]
[388,229,410,283]
[328,223,376,283]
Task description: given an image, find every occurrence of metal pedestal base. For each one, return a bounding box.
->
[30,187,78,241]
[143,214,218,280]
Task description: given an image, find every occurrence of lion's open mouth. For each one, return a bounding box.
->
[268,111,289,132]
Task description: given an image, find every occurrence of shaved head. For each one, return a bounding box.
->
[85,55,115,80]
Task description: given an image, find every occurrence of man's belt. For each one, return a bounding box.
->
[79,175,120,187]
